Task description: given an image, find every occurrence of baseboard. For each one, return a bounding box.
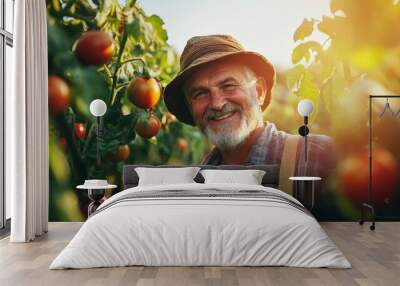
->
[0,218,11,239]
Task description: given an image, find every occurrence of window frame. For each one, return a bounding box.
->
[0,0,14,232]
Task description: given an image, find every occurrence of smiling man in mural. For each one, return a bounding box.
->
[164,34,336,192]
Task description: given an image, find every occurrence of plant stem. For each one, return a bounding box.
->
[109,29,129,106]
[115,84,130,96]
[120,57,146,68]
[102,65,113,79]
[83,124,96,156]
[56,116,88,181]
[60,11,94,25]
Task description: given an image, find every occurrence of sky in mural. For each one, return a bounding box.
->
[137,0,331,68]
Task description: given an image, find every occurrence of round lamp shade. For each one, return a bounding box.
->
[90,99,107,117]
[297,99,314,117]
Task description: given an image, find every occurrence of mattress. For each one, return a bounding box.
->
[50,183,351,269]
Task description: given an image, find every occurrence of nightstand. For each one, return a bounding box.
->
[77,180,117,216]
[289,176,321,210]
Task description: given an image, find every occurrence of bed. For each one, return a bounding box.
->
[50,165,351,269]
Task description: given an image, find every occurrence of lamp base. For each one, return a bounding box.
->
[87,189,105,216]
[359,203,375,231]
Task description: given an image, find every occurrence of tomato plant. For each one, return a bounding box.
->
[47,0,208,221]
[288,0,400,117]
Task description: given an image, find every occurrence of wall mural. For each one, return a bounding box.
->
[47,0,400,222]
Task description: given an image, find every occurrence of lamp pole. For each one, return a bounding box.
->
[297,100,314,163]
[89,99,107,166]
[96,116,101,166]
[304,116,308,162]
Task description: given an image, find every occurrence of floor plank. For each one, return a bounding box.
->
[0,222,399,286]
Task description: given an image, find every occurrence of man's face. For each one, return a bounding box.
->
[184,60,266,150]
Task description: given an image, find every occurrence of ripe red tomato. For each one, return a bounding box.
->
[108,144,130,162]
[75,31,115,65]
[178,138,188,153]
[127,77,161,109]
[48,76,70,115]
[135,113,161,139]
[74,123,86,139]
[339,146,398,206]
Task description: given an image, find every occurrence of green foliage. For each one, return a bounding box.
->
[47,0,208,221]
[291,41,322,64]
[286,64,319,122]
[290,0,400,97]
[286,64,306,90]
[287,0,400,218]
[293,18,315,42]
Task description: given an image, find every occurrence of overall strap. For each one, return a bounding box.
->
[278,134,300,195]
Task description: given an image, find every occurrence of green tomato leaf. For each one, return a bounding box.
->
[126,0,137,8]
[126,18,141,39]
[69,66,109,117]
[293,18,315,42]
[292,41,323,64]
[148,15,168,42]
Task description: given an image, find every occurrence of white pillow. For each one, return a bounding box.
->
[200,169,266,185]
[135,167,200,186]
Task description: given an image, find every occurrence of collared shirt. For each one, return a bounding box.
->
[201,122,336,181]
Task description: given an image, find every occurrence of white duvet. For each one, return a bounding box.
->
[50,183,351,269]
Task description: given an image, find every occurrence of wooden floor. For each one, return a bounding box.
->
[0,222,399,286]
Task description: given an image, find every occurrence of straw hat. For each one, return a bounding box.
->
[163,34,275,126]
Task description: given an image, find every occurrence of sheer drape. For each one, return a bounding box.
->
[7,0,48,242]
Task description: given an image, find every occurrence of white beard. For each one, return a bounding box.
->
[203,98,263,151]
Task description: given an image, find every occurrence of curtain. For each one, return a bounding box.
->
[6,0,49,242]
